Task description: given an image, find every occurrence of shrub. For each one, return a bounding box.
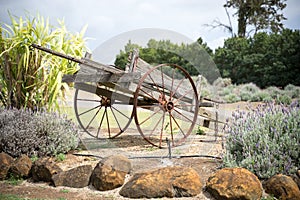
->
[266,86,284,99]
[256,91,273,103]
[220,85,234,97]
[239,83,261,101]
[223,102,300,179]
[213,77,232,88]
[275,94,292,105]
[224,93,241,103]
[284,84,300,99]
[0,108,79,157]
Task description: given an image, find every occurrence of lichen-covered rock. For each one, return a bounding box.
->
[52,165,93,188]
[263,174,300,200]
[31,157,62,182]
[0,152,14,180]
[119,166,202,198]
[206,167,262,200]
[10,154,32,178]
[91,155,131,191]
[291,170,300,191]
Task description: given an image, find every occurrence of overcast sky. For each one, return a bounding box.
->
[1,0,299,53]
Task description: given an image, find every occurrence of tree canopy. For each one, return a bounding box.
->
[115,38,220,83]
[115,28,300,88]
[214,29,300,88]
[224,0,287,37]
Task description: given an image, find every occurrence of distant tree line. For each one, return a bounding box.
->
[115,28,300,88]
[115,38,219,83]
[215,29,300,88]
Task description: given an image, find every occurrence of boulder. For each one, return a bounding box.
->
[119,166,202,198]
[291,170,300,191]
[52,165,93,188]
[31,157,62,182]
[206,167,262,200]
[10,154,32,178]
[0,152,14,180]
[263,174,300,200]
[91,155,131,191]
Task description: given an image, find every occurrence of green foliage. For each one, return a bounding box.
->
[210,78,299,104]
[275,94,292,105]
[59,189,70,193]
[0,194,25,200]
[284,84,300,98]
[265,86,284,99]
[0,108,79,157]
[214,29,300,88]
[55,153,66,162]
[223,102,300,179]
[224,93,241,103]
[224,0,287,37]
[6,173,24,185]
[114,38,219,83]
[30,155,39,162]
[239,83,261,102]
[196,126,206,135]
[0,13,87,111]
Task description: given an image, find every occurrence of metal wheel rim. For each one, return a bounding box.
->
[74,88,133,139]
[133,63,199,148]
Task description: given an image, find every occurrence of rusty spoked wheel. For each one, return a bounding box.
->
[133,63,199,148]
[74,84,133,139]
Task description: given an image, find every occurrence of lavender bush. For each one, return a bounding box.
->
[0,108,79,157]
[223,101,300,179]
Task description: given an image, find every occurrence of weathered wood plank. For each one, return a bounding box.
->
[80,59,123,74]
[74,83,134,104]
[62,72,141,83]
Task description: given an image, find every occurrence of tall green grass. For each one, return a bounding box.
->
[0,13,88,111]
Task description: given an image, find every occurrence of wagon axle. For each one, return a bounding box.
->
[100,96,111,107]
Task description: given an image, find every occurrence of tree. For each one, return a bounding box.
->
[225,0,287,37]
[214,29,300,88]
[114,38,219,82]
[0,14,87,110]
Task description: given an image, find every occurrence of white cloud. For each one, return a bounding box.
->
[0,0,299,52]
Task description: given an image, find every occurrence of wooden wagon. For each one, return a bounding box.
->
[32,44,204,148]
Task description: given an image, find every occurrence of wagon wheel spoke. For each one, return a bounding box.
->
[174,103,197,108]
[169,68,175,101]
[168,113,174,146]
[139,107,162,126]
[105,107,111,138]
[170,78,185,101]
[133,63,199,148]
[110,107,124,133]
[96,107,106,138]
[111,106,131,121]
[170,113,186,137]
[145,114,164,146]
[158,113,166,147]
[173,88,195,104]
[148,73,164,97]
[173,107,196,124]
[139,88,158,101]
[74,87,133,139]
[85,106,102,130]
[78,105,101,116]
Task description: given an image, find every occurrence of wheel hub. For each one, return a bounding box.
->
[166,101,174,111]
[101,97,111,107]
